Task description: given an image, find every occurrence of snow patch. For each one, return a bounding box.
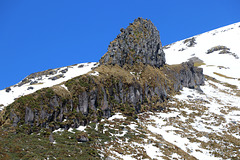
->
[60,84,69,91]
[89,71,99,76]
[76,126,87,132]
[108,113,126,121]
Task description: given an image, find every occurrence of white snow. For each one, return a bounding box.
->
[146,114,221,160]
[60,84,69,91]
[67,126,87,133]
[142,143,164,160]
[53,128,65,133]
[128,123,138,130]
[111,151,136,160]
[108,112,126,121]
[89,71,99,76]
[75,125,86,132]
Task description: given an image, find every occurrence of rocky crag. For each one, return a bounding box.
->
[100,17,165,67]
[1,18,204,133]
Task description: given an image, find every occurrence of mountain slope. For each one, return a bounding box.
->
[0,62,97,110]
[0,19,239,159]
[164,22,240,89]
[96,22,240,159]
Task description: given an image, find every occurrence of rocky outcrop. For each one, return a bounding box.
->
[5,87,11,93]
[176,61,204,90]
[100,17,165,68]
[76,133,89,142]
[6,60,204,132]
[183,37,196,47]
[3,18,205,133]
[206,45,239,59]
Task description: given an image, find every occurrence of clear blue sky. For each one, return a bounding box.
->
[0,0,239,90]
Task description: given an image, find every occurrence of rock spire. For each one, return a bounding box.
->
[100,17,166,67]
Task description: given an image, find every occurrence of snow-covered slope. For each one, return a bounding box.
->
[95,23,240,159]
[0,62,97,110]
[164,22,240,89]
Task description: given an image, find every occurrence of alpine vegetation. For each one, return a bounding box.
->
[0,18,239,159]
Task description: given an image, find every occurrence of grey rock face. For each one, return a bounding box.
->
[76,135,89,142]
[25,107,34,125]
[60,68,68,73]
[49,133,54,143]
[49,96,59,108]
[78,64,84,68]
[89,89,97,111]
[100,17,166,68]
[180,61,204,88]
[5,87,11,93]
[10,112,20,127]
[172,61,204,92]
[101,87,111,118]
[184,37,196,47]
[27,86,34,90]
[78,91,88,116]
[48,74,64,81]
[30,81,38,85]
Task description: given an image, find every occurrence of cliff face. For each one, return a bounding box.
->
[1,18,204,132]
[5,62,204,132]
[100,17,165,68]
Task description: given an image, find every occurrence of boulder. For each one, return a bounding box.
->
[5,87,11,93]
[76,134,89,142]
[27,87,34,90]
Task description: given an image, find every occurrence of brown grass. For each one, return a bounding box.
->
[52,85,71,99]
[31,82,44,85]
[194,62,206,67]
[95,64,134,84]
[0,108,6,126]
[213,72,235,79]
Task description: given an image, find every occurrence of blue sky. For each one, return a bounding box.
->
[0,0,239,90]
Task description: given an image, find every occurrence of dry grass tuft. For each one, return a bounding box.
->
[194,62,206,67]
[213,72,235,80]
[52,85,71,99]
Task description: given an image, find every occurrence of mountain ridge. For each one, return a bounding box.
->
[0,18,204,129]
[0,19,239,159]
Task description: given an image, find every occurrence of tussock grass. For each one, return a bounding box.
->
[95,64,134,84]
[0,127,101,159]
[0,108,7,126]
[206,65,215,67]
[194,62,206,67]
[222,82,238,90]
[52,85,71,99]
[206,75,239,91]
[30,82,44,85]
[213,72,235,79]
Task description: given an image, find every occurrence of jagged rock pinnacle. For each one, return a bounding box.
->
[100,17,166,67]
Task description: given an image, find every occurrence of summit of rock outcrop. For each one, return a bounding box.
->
[100,17,166,68]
